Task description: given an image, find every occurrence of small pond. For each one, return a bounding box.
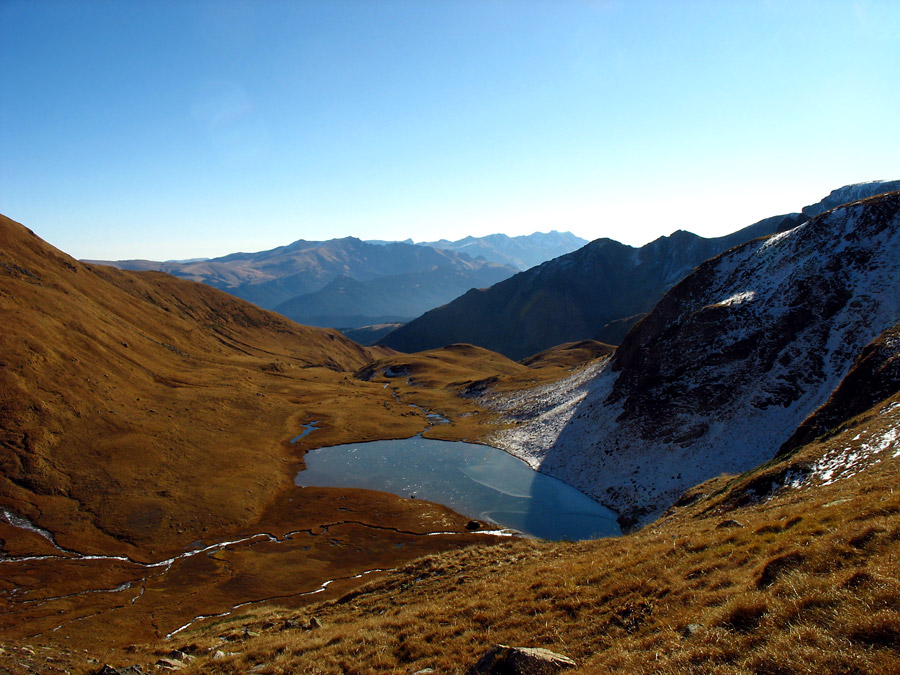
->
[295,436,620,540]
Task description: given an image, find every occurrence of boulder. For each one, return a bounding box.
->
[95,666,143,675]
[466,645,576,674]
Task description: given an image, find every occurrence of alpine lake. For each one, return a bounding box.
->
[295,434,620,541]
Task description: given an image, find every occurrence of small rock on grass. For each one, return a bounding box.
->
[682,623,704,638]
[96,666,144,675]
[155,657,186,671]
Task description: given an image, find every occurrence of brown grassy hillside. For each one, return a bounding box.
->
[122,389,900,675]
[1,214,598,666]
[2,213,393,556]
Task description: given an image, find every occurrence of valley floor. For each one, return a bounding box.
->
[139,393,900,674]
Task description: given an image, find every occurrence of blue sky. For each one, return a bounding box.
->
[2,0,898,260]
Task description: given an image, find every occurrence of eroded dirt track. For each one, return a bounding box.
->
[0,485,498,652]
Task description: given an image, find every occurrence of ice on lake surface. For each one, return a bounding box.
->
[295,436,620,540]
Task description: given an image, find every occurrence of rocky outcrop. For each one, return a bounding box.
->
[466,645,576,675]
[778,322,900,455]
[491,192,900,528]
[801,180,900,218]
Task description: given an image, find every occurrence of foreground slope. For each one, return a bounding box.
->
[108,359,900,675]
[490,191,900,527]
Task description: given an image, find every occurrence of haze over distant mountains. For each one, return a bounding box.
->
[415,231,589,271]
[90,230,585,329]
[381,181,900,360]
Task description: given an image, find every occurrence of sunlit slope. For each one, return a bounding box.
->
[0,214,393,558]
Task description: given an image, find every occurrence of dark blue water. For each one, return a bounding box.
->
[295,436,620,540]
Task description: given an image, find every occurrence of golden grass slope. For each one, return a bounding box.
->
[1,213,536,561]
[0,213,385,557]
[137,390,900,675]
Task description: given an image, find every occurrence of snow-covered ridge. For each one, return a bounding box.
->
[489,192,900,528]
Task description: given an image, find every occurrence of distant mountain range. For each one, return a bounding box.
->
[89,230,585,330]
[380,213,803,359]
[380,181,900,360]
[415,231,589,271]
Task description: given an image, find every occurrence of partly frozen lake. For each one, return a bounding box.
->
[295,436,620,540]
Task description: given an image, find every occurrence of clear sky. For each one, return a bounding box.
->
[2,0,898,260]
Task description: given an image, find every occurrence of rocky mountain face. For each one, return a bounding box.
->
[801,179,900,218]
[490,191,900,528]
[777,322,900,456]
[418,230,589,270]
[91,238,515,324]
[381,213,803,360]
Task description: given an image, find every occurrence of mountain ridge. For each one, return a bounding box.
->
[380,212,803,359]
[380,180,900,360]
[89,236,515,312]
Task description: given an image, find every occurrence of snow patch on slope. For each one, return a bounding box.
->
[790,401,900,489]
[488,360,609,469]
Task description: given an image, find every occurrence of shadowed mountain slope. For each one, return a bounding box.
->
[381,212,803,360]
[490,191,900,527]
[273,260,514,328]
